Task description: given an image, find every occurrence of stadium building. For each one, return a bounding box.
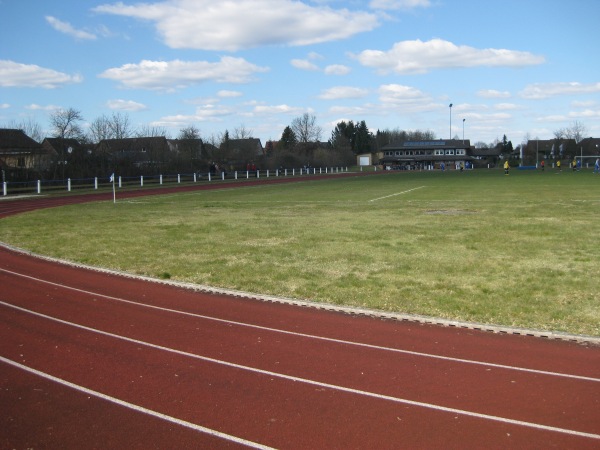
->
[380,139,475,170]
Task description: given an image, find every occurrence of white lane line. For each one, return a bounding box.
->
[2,301,599,441]
[0,356,274,450]
[369,186,426,202]
[1,268,598,384]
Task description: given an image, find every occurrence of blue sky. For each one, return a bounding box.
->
[1,0,599,147]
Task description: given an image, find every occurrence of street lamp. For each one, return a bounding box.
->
[462,118,465,143]
[449,103,453,139]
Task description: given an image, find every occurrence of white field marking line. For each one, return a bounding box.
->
[369,186,426,202]
[0,356,274,450]
[2,302,599,441]
[1,268,598,384]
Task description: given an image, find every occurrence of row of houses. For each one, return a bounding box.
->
[0,128,265,181]
[4,128,600,180]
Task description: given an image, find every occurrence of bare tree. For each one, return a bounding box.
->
[88,115,112,143]
[109,112,133,139]
[232,124,253,139]
[50,108,84,140]
[291,113,322,143]
[553,128,565,140]
[89,112,134,142]
[135,125,169,138]
[3,118,43,142]
[554,121,587,144]
[178,125,201,140]
[176,125,202,170]
[50,108,84,178]
[565,120,587,143]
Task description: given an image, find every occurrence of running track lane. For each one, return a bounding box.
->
[1,246,599,449]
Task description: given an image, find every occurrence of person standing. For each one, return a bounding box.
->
[594,158,600,174]
[540,160,545,171]
[504,159,509,175]
[556,159,561,172]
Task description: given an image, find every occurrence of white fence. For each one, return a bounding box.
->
[2,167,349,197]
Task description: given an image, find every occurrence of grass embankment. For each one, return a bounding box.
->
[2,169,599,336]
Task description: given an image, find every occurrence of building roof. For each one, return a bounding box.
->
[578,138,600,154]
[96,136,169,153]
[470,147,502,157]
[0,128,44,152]
[223,138,263,149]
[383,139,472,150]
[42,137,88,156]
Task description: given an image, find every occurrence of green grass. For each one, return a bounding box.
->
[2,169,599,336]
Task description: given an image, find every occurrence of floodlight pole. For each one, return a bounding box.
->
[462,118,465,144]
[449,103,453,139]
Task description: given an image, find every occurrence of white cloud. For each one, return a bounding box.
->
[494,103,520,111]
[324,64,351,75]
[99,57,269,91]
[94,0,379,51]
[46,16,97,40]
[329,105,372,116]
[307,52,325,61]
[291,59,320,71]
[154,106,235,127]
[477,89,511,99]
[573,109,600,119]
[571,100,596,108]
[252,104,304,115]
[0,103,9,109]
[535,114,568,123]
[378,84,428,102]
[353,39,545,74]
[26,104,61,111]
[106,99,147,111]
[318,86,369,100]
[0,60,82,88]
[519,82,600,99]
[369,0,431,10]
[217,90,243,98]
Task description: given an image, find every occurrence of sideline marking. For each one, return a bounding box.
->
[0,357,274,450]
[369,186,426,202]
[1,268,598,384]
[2,301,600,441]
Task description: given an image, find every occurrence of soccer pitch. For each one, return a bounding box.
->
[2,169,599,337]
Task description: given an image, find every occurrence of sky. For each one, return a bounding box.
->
[1,0,599,147]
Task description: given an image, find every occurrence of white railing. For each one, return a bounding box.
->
[2,167,350,197]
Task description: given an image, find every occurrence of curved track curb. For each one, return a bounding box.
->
[3,242,599,347]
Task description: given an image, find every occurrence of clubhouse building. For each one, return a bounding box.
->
[380,139,476,170]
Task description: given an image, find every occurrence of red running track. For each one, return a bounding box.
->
[1,181,600,448]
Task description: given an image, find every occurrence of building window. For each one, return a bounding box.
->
[456,149,466,155]
[445,150,455,155]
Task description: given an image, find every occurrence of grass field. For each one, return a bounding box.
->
[2,169,599,337]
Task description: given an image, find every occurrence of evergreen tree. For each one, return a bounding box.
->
[330,120,354,150]
[353,120,372,154]
[279,126,297,149]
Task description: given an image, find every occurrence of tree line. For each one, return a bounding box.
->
[2,107,588,180]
